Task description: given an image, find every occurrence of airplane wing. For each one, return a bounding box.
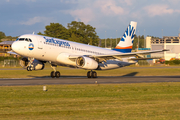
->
[69,49,168,62]
[92,49,168,61]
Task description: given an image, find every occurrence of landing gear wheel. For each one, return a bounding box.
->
[27,66,30,71]
[87,71,97,78]
[51,71,55,78]
[92,71,97,78]
[87,71,91,78]
[27,66,32,71]
[55,71,60,78]
[51,71,60,78]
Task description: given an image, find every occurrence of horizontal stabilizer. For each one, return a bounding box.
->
[7,51,19,55]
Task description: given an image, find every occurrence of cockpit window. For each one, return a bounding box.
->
[16,38,19,41]
[19,38,25,41]
[25,38,28,41]
[17,38,32,42]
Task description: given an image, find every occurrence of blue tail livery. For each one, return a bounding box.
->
[113,21,137,53]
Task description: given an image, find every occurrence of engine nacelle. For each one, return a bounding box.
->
[19,57,45,70]
[76,56,98,70]
[19,57,29,68]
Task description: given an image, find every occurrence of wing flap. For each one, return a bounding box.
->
[129,57,160,60]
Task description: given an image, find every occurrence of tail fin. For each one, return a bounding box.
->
[113,21,137,53]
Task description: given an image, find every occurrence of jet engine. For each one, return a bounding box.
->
[76,56,98,70]
[19,57,45,70]
[19,57,29,68]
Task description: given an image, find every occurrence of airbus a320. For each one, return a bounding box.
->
[10,21,167,78]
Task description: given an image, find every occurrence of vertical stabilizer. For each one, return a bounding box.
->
[113,21,137,53]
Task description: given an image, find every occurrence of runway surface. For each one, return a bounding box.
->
[1,76,180,86]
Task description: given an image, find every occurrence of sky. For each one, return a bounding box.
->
[1,0,180,39]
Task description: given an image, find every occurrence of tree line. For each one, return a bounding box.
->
[38,21,99,46]
[0,32,18,42]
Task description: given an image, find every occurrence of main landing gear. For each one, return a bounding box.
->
[87,70,97,78]
[49,64,97,78]
[50,64,60,78]
[51,71,60,78]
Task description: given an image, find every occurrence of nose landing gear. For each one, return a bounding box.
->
[26,58,34,71]
[27,66,33,71]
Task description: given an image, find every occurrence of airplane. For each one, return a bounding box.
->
[10,21,167,78]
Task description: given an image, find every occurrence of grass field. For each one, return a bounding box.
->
[0,83,180,120]
[1,66,180,119]
[0,66,180,78]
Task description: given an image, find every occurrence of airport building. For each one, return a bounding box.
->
[146,34,180,60]
[0,41,14,56]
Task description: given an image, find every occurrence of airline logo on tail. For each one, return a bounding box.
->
[113,21,137,53]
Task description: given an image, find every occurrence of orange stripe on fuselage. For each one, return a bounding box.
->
[115,46,132,49]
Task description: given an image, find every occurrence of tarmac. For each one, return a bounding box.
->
[0,75,180,86]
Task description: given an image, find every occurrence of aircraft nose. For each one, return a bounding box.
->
[12,41,19,52]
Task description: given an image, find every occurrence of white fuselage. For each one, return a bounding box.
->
[12,34,134,70]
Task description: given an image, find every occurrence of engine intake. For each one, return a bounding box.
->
[76,56,98,70]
